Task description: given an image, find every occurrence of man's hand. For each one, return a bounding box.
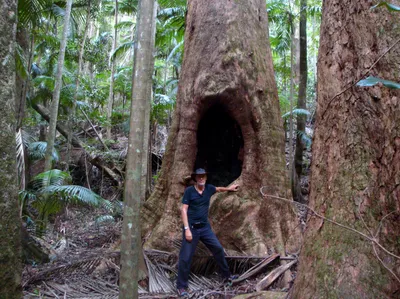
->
[229,184,239,192]
[216,184,240,193]
[185,229,193,242]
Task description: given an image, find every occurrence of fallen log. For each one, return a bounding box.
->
[32,102,122,186]
[255,259,297,291]
[233,253,280,284]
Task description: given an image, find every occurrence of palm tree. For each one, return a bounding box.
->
[120,0,156,296]
[44,0,74,171]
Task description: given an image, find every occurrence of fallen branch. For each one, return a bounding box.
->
[255,259,297,291]
[79,106,109,151]
[233,253,279,284]
[32,102,122,186]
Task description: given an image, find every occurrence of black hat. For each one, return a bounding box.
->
[191,168,207,181]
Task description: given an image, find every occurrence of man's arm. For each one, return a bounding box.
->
[181,204,192,242]
[216,184,239,192]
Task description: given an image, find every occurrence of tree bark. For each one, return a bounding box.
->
[141,0,300,257]
[293,1,400,297]
[294,0,307,178]
[106,0,118,140]
[0,0,22,295]
[292,0,307,204]
[141,1,157,202]
[119,0,155,297]
[44,0,73,171]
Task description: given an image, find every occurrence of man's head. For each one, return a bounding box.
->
[192,168,207,186]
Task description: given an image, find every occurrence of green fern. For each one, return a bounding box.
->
[23,169,110,234]
[282,108,311,119]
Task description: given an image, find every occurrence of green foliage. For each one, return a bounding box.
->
[357,76,400,89]
[21,169,110,234]
[282,108,311,119]
[371,2,400,11]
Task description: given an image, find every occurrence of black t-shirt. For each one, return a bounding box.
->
[182,184,217,225]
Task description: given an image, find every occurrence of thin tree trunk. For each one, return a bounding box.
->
[292,0,307,204]
[141,1,157,202]
[0,0,22,295]
[288,12,295,187]
[106,0,118,140]
[66,0,91,170]
[293,1,400,297]
[44,0,73,171]
[119,0,155,297]
[294,0,307,178]
[16,35,34,131]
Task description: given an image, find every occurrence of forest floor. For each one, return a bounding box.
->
[22,205,297,298]
[22,136,310,298]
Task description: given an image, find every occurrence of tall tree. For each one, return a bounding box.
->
[141,0,158,202]
[106,0,119,140]
[119,0,156,297]
[66,0,93,169]
[0,0,22,295]
[293,1,400,297]
[294,0,307,178]
[141,0,300,258]
[44,0,73,171]
[292,0,307,203]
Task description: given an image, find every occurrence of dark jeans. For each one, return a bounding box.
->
[177,223,230,289]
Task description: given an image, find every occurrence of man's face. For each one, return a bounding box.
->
[195,174,207,186]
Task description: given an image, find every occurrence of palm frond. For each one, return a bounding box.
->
[111,41,135,61]
[15,44,28,80]
[157,0,187,9]
[115,20,135,30]
[30,170,72,192]
[282,108,311,119]
[16,130,36,190]
[95,215,115,226]
[19,190,38,216]
[28,142,60,162]
[166,40,184,62]
[18,0,51,28]
[43,185,109,209]
[297,130,312,150]
[33,75,55,91]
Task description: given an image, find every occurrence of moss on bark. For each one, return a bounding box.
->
[292,1,400,297]
[0,0,22,296]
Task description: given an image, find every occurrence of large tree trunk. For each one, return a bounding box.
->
[292,1,400,297]
[142,0,300,257]
[44,0,73,171]
[119,0,155,297]
[0,0,22,295]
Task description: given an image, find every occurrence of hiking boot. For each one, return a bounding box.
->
[225,274,239,286]
[177,288,189,297]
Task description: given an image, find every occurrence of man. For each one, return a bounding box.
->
[177,168,239,296]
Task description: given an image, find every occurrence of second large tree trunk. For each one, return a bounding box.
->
[142,0,300,256]
[293,1,400,297]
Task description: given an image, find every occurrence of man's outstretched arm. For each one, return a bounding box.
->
[216,184,239,192]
